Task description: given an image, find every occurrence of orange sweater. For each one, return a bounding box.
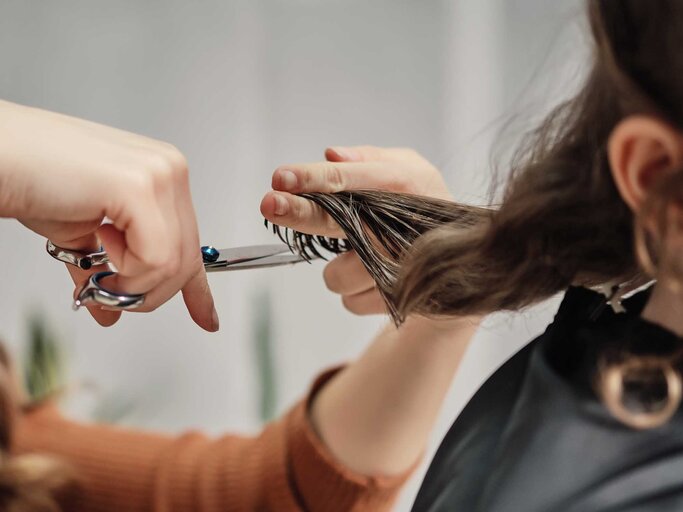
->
[13,370,412,511]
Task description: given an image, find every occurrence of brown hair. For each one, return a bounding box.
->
[397,0,677,317]
[269,1,683,428]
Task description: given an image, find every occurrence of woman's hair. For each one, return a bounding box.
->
[0,345,77,511]
[268,191,489,322]
[270,1,683,428]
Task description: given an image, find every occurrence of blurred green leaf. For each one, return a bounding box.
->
[23,311,64,403]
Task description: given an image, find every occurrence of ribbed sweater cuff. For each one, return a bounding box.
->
[287,367,415,511]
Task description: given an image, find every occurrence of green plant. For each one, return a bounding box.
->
[23,311,64,403]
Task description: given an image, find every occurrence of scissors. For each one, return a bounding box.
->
[46,240,316,310]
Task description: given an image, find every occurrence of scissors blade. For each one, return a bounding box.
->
[205,252,316,272]
[212,244,293,265]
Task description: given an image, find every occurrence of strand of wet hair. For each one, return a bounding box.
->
[264,190,488,323]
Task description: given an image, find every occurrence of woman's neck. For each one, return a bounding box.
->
[642,282,683,337]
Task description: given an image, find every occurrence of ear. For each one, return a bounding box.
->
[608,115,683,212]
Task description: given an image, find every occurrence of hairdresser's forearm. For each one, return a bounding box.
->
[310,315,479,476]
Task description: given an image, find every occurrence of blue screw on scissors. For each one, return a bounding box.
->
[46,240,315,310]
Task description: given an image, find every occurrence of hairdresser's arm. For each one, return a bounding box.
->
[14,319,477,512]
[0,100,216,330]
[262,146,479,475]
[316,315,478,475]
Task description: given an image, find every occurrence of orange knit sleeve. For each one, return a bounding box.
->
[12,369,413,512]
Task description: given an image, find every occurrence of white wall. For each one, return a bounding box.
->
[0,1,586,510]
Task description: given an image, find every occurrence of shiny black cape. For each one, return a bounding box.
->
[413,286,683,512]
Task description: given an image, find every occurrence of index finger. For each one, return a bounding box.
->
[271,161,414,195]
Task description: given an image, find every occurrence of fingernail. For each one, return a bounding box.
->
[211,307,220,332]
[273,194,289,216]
[329,146,360,161]
[275,169,298,191]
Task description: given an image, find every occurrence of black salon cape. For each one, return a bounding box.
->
[412,286,683,512]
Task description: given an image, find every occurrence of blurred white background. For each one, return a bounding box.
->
[0,0,586,509]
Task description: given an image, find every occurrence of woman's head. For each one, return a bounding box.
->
[601,0,683,290]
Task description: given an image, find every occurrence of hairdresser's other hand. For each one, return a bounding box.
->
[0,100,217,331]
[261,145,451,315]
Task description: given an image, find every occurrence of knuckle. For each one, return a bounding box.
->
[162,143,185,162]
[325,163,345,192]
[163,255,182,278]
[146,146,188,184]
[322,207,340,233]
[295,166,313,189]
[148,151,174,176]
[389,173,412,193]
[131,172,156,199]
[289,197,303,221]
[143,251,168,271]
[165,145,189,179]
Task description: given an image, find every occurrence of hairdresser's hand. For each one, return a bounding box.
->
[0,100,217,331]
[261,145,451,315]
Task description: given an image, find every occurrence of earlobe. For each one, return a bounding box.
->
[608,116,683,213]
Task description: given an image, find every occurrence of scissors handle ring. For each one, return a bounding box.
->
[73,271,145,310]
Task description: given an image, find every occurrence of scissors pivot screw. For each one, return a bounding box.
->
[201,246,220,263]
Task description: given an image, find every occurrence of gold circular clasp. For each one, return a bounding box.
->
[601,357,682,429]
